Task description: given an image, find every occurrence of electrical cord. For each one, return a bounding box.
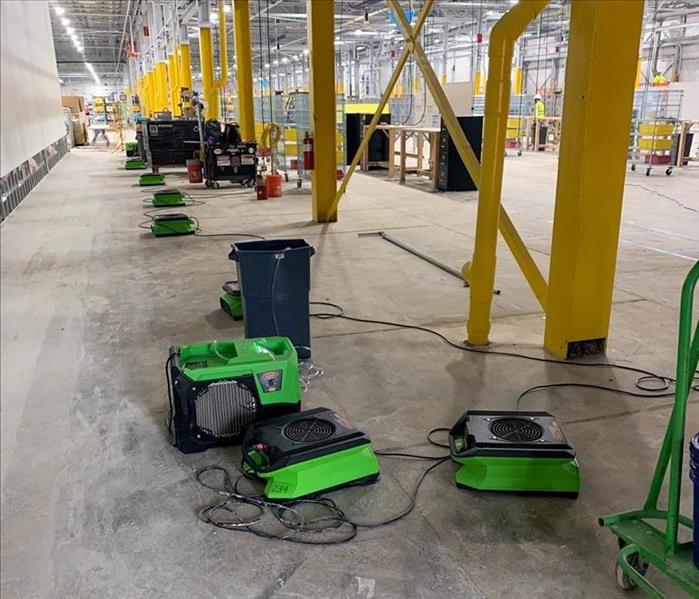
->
[307,301,698,409]
[195,440,451,543]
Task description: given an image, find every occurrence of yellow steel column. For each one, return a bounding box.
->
[308,0,337,223]
[233,0,255,140]
[214,0,228,120]
[199,1,216,120]
[179,30,193,93]
[512,66,523,94]
[155,61,168,112]
[168,51,180,115]
[544,0,644,359]
[466,0,549,346]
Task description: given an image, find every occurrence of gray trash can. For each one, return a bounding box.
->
[230,239,314,359]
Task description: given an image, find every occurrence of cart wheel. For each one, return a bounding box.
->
[296,179,302,188]
[284,172,289,182]
[517,150,522,157]
[205,179,212,188]
[630,163,636,172]
[213,181,220,189]
[645,168,651,177]
[615,541,649,591]
[665,167,672,176]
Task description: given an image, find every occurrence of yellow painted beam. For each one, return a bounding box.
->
[466,0,549,346]
[199,2,216,120]
[544,0,644,359]
[233,0,255,140]
[168,52,180,115]
[512,66,523,94]
[215,0,228,120]
[156,61,169,112]
[328,0,433,217]
[308,0,338,222]
[388,0,482,190]
[179,41,193,93]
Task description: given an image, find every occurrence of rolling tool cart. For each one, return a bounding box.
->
[203,120,257,189]
[600,261,699,597]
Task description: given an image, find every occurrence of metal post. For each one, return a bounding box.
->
[543,0,644,359]
[179,25,193,92]
[233,0,255,140]
[307,0,338,222]
[466,0,549,346]
[214,0,228,121]
[199,0,216,119]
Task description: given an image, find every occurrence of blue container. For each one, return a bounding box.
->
[230,239,314,360]
[691,433,699,568]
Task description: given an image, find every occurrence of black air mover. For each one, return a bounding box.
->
[449,410,580,495]
[241,407,380,499]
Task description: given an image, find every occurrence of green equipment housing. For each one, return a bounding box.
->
[139,173,166,186]
[220,281,243,320]
[124,158,147,170]
[449,410,580,496]
[125,141,138,157]
[152,188,186,207]
[242,407,380,500]
[150,213,194,237]
[169,336,302,454]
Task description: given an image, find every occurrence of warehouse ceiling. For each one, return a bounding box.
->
[49,0,699,89]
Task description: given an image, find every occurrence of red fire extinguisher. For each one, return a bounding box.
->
[255,173,268,200]
[303,131,314,171]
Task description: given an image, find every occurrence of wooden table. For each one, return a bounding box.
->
[361,124,441,189]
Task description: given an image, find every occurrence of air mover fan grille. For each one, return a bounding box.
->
[194,380,257,438]
[283,418,335,442]
[490,418,544,442]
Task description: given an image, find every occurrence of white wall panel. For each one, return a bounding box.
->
[1,1,65,177]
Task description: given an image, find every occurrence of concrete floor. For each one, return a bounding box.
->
[1,143,698,599]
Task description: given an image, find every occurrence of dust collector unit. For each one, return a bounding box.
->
[449,410,580,496]
[242,407,380,499]
[169,337,302,454]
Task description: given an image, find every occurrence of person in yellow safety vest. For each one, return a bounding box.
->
[653,72,666,86]
[534,94,545,119]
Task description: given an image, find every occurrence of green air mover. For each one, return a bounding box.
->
[241,407,380,500]
[449,410,580,496]
[125,158,147,170]
[150,213,194,237]
[220,281,243,320]
[139,173,166,186]
[169,337,302,454]
[125,141,138,157]
[152,188,186,207]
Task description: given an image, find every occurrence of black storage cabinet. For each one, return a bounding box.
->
[345,113,391,165]
[230,239,315,359]
[437,116,483,191]
[143,118,201,168]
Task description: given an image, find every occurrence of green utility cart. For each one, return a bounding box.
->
[599,261,699,597]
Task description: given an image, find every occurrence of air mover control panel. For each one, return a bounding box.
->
[449,410,580,495]
[242,408,380,499]
[169,337,301,453]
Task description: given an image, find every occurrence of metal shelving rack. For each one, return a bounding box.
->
[473,94,532,156]
[629,88,683,176]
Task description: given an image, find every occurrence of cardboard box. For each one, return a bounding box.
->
[72,119,88,146]
[62,95,85,115]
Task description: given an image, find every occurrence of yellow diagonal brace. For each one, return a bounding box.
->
[328,0,434,217]
[389,0,548,303]
[387,0,481,185]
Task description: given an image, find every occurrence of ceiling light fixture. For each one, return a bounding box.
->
[54,6,65,16]
[302,49,309,56]
[85,61,101,85]
[60,17,70,26]
[66,26,75,34]
[281,57,289,64]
